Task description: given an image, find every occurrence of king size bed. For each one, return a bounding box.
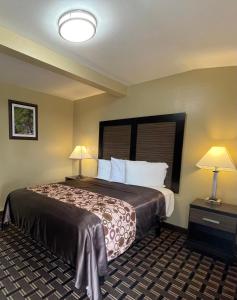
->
[3,113,186,300]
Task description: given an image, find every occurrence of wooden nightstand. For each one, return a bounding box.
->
[186,199,237,261]
[65,175,81,181]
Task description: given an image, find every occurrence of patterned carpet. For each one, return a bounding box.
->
[0,225,237,300]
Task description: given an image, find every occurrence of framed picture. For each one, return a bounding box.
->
[8,100,38,140]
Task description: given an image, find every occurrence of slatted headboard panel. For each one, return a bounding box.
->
[98,113,186,193]
[102,125,132,160]
[136,122,176,188]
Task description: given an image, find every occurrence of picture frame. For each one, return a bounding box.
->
[8,100,38,140]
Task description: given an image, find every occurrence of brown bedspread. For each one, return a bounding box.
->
[3,177,166,300]
[27,183,136,262]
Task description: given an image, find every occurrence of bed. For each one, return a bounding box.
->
[3,112,186,300]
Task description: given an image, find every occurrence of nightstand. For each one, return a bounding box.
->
[186,199,237,261]
[65,175,81,181]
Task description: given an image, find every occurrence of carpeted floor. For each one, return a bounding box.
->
[0,225,237,300]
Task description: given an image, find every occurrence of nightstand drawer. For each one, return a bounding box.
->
[190,207,237,233]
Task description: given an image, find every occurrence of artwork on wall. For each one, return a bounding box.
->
[8,100,38,140]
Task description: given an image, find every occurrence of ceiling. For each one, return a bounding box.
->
[0,52,103,100]
[0,0,236,91]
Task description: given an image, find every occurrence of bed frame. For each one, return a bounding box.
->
[98,112,186,193]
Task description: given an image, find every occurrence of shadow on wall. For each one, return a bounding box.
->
[0,182,17,212]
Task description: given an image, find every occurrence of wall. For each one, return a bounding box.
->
[74,67,237,228]
[0,83,73,211]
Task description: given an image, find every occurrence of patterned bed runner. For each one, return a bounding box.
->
[27,184,136,261]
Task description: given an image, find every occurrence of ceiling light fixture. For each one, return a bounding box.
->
[58,10,97,43]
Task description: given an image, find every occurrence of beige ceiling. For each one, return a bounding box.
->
[0,0,236,95]
[0,52,104,100]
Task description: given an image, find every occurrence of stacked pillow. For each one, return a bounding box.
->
[96,159,111,181]
[110,157,126,183]
[97,157,168,188]
[125,160,168,188]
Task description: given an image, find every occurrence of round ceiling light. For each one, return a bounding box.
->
[58,10,97,42]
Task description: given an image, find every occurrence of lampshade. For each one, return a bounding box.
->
[69,145,92,160]
[196,146,236,171]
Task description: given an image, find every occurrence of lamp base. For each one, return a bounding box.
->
[205,197,222,205]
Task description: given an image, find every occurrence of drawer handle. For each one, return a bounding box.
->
[202,217,220,224]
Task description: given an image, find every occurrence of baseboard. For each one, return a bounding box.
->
[163,222,187,234]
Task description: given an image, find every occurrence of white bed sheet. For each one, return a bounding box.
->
[152,186,175,218]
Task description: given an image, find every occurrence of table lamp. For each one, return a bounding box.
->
[196,146,236,204]
[69,145,92,178]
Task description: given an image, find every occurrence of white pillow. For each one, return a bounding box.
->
[125,161,168,188]
[96,159,111,181]
[110,157,126,183]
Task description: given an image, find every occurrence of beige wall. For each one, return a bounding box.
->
[0,83,73,211]
[74,67,237,228]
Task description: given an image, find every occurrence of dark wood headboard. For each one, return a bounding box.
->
[98,113,186,193]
